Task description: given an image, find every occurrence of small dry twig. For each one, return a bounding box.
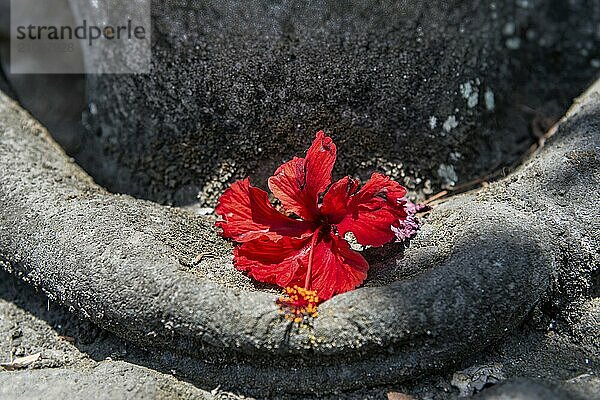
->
[424,107,560,206]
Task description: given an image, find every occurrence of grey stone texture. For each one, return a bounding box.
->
[0,0,598,397]
[73,0,599,205]
[0,76,597,395]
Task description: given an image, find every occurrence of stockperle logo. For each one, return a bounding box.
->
[10,0,151,74]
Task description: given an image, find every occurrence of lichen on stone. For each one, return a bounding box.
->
[429,116,437,130]
[443,115,459,133]
[484,88,495,111]
[460,81,479,108]
[437,163,458,187]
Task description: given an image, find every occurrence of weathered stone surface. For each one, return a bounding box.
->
[0,271,217,400]
[0,1,598,397]
[0,365,212,400]
[473,380,578,400]
[0,261,597,399]
[0,75,597,395]
[71,0,599,205]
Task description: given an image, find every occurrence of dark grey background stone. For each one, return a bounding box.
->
[2,0,594,205]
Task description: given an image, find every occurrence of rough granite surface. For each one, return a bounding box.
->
[0,76,598,396]
[0,1,598,396]
[0,269,597,399]
[68,0,600,205]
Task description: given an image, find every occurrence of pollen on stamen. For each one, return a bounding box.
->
[276,285,320,323]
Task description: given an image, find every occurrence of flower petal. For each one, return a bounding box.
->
[233,231,367,300]
[234,236,312,288]
[215,178,313,242]
[320,176,358,224]
[268,130,336,220]
[309,233,368,300]
[392,200,430,241]
[331,172,408,247]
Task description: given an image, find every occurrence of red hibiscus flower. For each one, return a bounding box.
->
[215,131,407,300]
